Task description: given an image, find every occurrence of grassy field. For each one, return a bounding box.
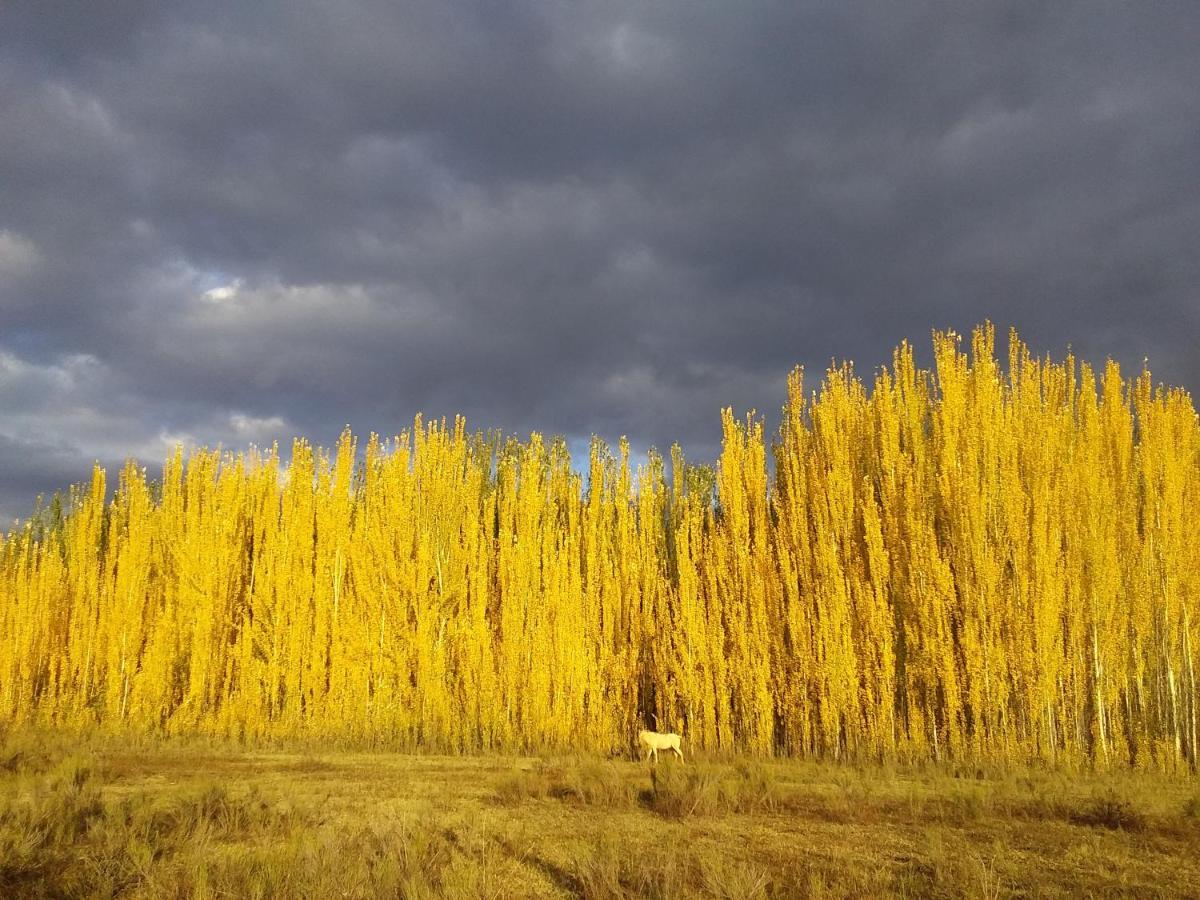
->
[2,730,1199,898]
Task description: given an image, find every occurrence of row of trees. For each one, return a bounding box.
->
[1,325,1197,770]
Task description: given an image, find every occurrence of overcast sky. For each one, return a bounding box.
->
[1,1,1198,522]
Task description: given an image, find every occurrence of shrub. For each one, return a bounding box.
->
[1071,790,1146,831]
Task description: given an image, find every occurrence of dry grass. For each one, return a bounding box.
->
[2,727,1199,897]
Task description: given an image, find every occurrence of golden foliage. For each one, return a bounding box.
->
[2,325,1198,770]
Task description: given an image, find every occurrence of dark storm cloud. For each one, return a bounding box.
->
[1,0,1198,522]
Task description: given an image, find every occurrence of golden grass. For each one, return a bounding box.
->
[2,728,1199,897]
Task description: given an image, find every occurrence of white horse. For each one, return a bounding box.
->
[638,715,684,763]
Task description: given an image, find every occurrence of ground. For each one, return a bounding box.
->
[2,730,1199,898]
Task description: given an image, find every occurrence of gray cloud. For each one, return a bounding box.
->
[1,0,1198,522]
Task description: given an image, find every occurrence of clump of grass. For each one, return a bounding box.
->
[892,834,1012,898]
[940,782,992,823]
[500,757,789,817]
[141,782,307,841]
[729,761,782,814]
[697,854,771,900]
[575,830,776,900]
[646,762,785,819]
[495,759,637,808]
[0,728,61,776]
[576,831,689,899]
[1071,789,1146,831]
[285,753,337,774]
[1184,795,1200,820]
[648,765,729,819]
[559,761,639,808]
[494,765,556,804]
